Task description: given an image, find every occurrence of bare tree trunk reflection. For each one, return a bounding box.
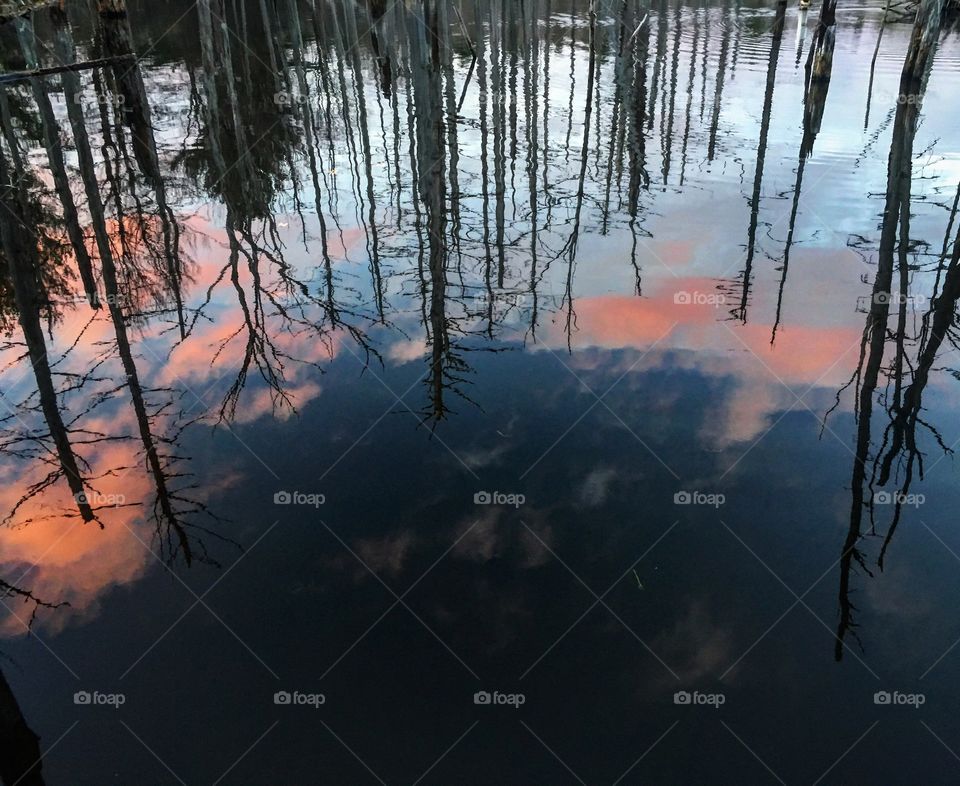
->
[0,146,95,524]
[0,667,44,786]
[707,0,730,161]
[834,0,944,660]
[737,0,786,324]
[15,15,99,309]
[771,0,836,341]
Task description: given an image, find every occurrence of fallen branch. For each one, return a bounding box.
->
[626,13,649,46]
[453,3,477,58]
[0,54,136,85]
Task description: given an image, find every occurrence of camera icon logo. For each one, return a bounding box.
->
[274,691,292,705]
[474,691,492,705]
[74,690,92,705]
[874,691,891,705]
[875,491,891,505]
[673,291,692,305]
[273,491,292,505]
[74,492,89,505]
[873,292,892,305]
[673,491,692,505]
[673,691,691,705]
[473,491,492,505]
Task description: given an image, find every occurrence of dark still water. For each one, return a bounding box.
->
[2,0,960,782]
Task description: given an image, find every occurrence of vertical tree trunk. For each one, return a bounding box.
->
[0,668,44,786]
[0,148,95,523]
[97,0,128,15]
[14,17,99,308]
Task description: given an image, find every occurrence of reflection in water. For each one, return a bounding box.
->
[770,0,835,339]
[738,0,786,324]
[0,0,959,780]
[833,0,949,660]
[0,666,43,786]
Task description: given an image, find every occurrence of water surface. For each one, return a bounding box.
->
[2,0,960,782]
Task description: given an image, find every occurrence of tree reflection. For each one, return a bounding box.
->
[0,666,44,786]
[832,0,947,660]
[736,0,786,324]
[769,0,836,340]
[0,143,95,525]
